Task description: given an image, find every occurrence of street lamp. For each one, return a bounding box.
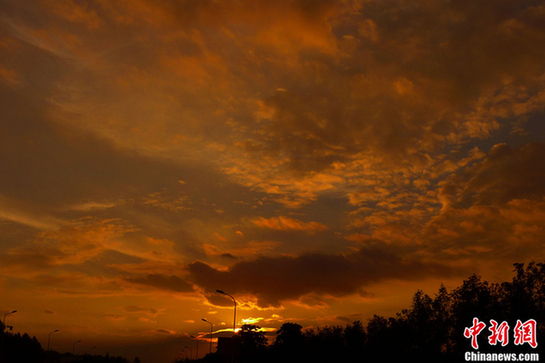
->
[202,318,213,354]
[216,290,236,335]
[190,335,199,360]
[47,329,59,351]
[73,339,81,354]
[184,345,192,360]
[2,310,17,328]
[0,310,17,361]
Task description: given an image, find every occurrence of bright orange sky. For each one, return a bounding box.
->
[1,0,545,362]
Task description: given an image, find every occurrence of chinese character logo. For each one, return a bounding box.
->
[464,317,486,349]
[488,319,509,347]
[514,319,538,348]
[464,318,538,349]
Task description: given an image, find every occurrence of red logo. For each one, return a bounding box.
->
[488,319,509,347]
[514,319,538,348]
[464,318,538,349]
[464,318,486,349]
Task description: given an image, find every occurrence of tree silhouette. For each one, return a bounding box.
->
[235,324,267,351]
[274,322,303,347]
[305,325,344,362]
[272,323,304,362]
[343,321,366,362]
[0,329,43,362]
[231,324,267,362]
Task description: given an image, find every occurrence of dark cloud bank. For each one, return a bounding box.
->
[186,244,454,308]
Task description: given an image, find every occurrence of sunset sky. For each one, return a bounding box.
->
[1,0,545,361]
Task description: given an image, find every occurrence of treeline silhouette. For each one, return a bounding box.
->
[0,325,132,363]
[181,261,544,363]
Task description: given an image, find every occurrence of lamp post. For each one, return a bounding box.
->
[73,339,81,355]
[216,290,236,335]
[47,329,59,351]
[2,310,16,328]
[184,345,192,360]
[190,335,199,360]
[202,318,213,354]
[1,310,17,362]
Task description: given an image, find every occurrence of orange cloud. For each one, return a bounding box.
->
[31,218,135,265]
[141,191,190,212]
[104,314,127,322]
[252,216,328,233]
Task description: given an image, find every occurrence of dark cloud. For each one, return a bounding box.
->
[442,142,545,208]
[361,0,545,97]
[423,142,545,265]
[220,253,239,260]
[187,245,454,308]
[155,329,173,334]
[125,273,194,293]
[336,316,352,323]
[468,143,545,204]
